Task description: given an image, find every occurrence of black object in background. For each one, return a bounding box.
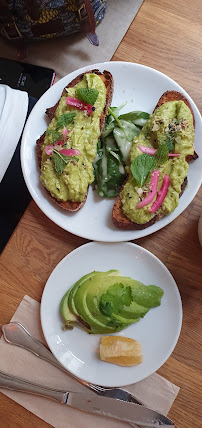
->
[0,59,55,254]
[0,58,55,98]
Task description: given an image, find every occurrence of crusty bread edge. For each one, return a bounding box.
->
[112,90,196,230]
[36,69,114,212]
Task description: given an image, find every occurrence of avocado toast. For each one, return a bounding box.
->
[112,90,198,230]
[36,69,114,212]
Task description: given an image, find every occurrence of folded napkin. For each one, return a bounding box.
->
[0,296,179,428]
[0,85,28,183]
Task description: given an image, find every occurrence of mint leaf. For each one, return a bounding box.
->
[77,88,99,105]
[131,153,156,187]
[53,149,78,175]
[165,139,174,152]
[46,129,61,143]
[56,113,76,131]
[100,283,132,316]
[154,143,169,165]
[159,131,175,151]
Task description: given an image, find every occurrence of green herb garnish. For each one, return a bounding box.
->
[56,112,76,131]
[130,153,157,187]
[53,149,78,175]
[154,143,169,165]
[165,138,174,152]
[46,129,61,143]
[100,284,132,316]
[77,88,99,105]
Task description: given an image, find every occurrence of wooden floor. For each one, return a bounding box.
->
[0,1,202,427]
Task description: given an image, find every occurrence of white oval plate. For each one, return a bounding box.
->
[21,61,202,242]
[40,242,182,387]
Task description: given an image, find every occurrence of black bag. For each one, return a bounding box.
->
[0,0,107,47]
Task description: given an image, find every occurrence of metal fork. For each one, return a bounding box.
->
[1,322,143,427]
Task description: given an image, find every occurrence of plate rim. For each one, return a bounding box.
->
[40,241,183,387]
[21,61,202,242]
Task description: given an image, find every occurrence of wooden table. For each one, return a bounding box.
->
[0,0,202,427]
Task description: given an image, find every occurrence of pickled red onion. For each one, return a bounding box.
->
[59,149,81,157]
[149,174,170,213]
[138,145,180,157]
[66,96,93,115]
[138,145,156,155]
[45,145,54,155]
[62,126,70,135]
[137,170,160,209]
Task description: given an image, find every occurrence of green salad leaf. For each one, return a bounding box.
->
[94,144,126,198]
[131,153,157,187]
[53,149,78,175]
[77,88,99,105]
[119,111,150,126]
[56,113,76,131]
[93,104,150,197]
[100,283,132,316]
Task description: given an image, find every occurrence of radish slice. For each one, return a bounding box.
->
[45,145,54,155]
[66,96,93,115]
[138,145,180,157]
[59,148,81,157]
[149,174,170,213]
[137,170,160,209]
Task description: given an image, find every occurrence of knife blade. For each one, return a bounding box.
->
[0,370,175,427]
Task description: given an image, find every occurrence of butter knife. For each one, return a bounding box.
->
[0,370,175,427]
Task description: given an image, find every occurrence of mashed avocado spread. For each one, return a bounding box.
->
[121,100,194,224]
[40,73,106,202]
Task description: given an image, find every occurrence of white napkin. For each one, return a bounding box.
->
[0,85,28,182]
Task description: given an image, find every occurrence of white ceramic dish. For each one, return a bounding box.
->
[40,242,182,387]
[21,61,202,242]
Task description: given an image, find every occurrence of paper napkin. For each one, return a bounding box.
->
[0,85,28,183]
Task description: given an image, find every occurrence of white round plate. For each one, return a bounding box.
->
[21,61,202,242]
[40,242,182,387]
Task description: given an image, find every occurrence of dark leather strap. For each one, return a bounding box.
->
[75,0,99,45]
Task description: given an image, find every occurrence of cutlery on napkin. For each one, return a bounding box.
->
[0,295,180,428]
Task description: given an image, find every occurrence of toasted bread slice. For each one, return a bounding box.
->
[112,91,196,230]
[36,69,114,212]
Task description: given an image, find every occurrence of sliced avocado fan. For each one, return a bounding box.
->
[60,271,164,334]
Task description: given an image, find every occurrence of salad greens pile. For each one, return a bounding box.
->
[93,104,150,198]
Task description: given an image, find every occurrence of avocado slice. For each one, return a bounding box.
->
[111,283,164,324]
[61,270,119,331]
[73,271,127,334]
[68,272,101,317]
[60,287,77,328]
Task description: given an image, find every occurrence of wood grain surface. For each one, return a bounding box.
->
[0,0,202,427]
